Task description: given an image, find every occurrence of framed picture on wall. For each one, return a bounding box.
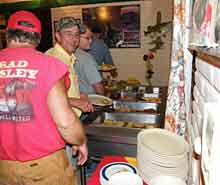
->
[202,102,220,185]
[192,0,218,46]
[82,4,140,48]
[214,0,220,44]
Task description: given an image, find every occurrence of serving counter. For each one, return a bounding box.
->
[84,86,167,158]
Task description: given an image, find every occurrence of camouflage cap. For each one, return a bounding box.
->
[55,17,85,33]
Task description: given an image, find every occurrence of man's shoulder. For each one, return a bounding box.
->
[45,47,59,60]
[76,49,94,61]
[45,45,67,64]
[75,48,86,56]
[45,46,57,56]
[95,38,106,45]
[1,47,55,62]
[92,38,108,50]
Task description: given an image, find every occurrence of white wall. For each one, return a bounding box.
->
[51,0,172,86]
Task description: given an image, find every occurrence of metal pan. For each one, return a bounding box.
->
[112,100,160,113]
[102,112,161,125]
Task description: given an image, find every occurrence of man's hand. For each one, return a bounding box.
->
[80,92,88,100]
[72,142,88,165]
[68,97,94,113]
[78,98,94,112]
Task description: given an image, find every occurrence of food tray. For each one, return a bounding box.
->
[118,91,161,102]
[124,85,160,93]
[102,112,161,125]
[112,100,160,113]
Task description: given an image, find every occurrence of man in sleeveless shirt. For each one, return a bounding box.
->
[0,10,87,185]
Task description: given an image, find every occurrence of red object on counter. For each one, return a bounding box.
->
[87,155,148,185]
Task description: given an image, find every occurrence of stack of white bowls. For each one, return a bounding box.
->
[137,129,188,183]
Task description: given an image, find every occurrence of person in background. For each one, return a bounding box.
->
[0,10,86,185]
[89,24,118,80]
[75,25,104,95]
[89,23,114,66]
[45,17,92,170]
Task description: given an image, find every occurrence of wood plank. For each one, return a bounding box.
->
[0,0,31,3]
[188,46,220,68]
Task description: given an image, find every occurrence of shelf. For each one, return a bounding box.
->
[188,46,220,68]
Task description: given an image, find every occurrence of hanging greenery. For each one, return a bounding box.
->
[143,11,172,85]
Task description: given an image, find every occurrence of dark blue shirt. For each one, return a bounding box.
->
[88,38,114,66]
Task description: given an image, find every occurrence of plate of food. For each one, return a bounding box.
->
[99,63,117,71]
[126,77,141,86]
[88,94,113,106]
[140,97,161,103]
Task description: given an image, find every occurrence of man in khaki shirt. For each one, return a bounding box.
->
[46,17,93,167]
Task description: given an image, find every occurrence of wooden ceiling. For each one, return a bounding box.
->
[0,0,135,14]
[0,0,32,4]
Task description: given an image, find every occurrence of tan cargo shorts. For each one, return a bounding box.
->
[0,149,75,185]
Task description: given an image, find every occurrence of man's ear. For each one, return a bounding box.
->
[55,32,60,42]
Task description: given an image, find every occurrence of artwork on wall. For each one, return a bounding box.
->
[214,0,220,44]
[82,4,140,48]
[143,11,172,85]
[192,0,218,46]
[202,102,220,185]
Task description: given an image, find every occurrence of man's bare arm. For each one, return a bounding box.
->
[47,79,86,146]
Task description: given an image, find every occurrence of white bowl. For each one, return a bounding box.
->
[100,162,138,185]
[149,175,186,185]
[138,129,188,156]
[108,171,143,185]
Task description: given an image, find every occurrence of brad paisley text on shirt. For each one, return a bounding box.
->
[0,60,38,122]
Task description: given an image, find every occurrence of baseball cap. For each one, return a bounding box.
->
[55,17,85,33]
[7,10,41,34]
